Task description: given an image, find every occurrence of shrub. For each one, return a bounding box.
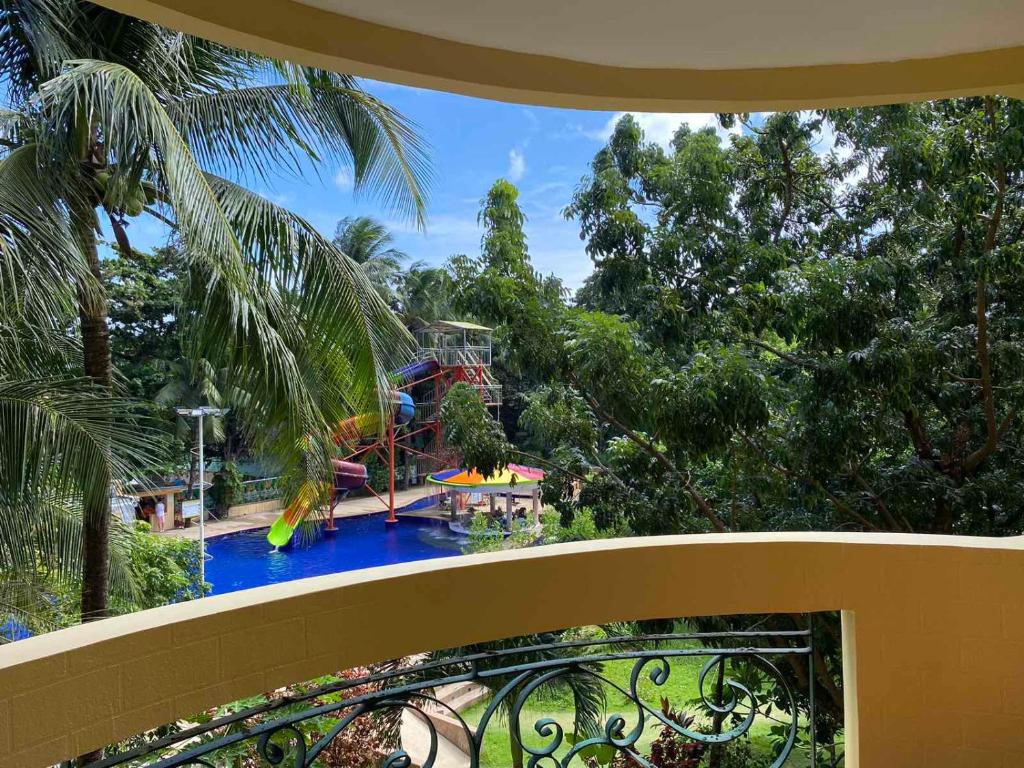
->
[209,460,243,516]
[118,521,206,610]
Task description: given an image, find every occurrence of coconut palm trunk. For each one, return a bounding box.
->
[73,193,114,622]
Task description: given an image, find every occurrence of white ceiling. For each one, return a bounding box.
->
[298,0,1024,70]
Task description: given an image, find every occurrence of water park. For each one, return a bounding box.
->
[184,320,546,595]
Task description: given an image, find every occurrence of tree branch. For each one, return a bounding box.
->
[964,99,1008,474]
[773,138,794,244]
[143,205,178,230]
[847,465,906,532]
[574,380,728,532]
[740,432,881,532]
[746,339,819,370]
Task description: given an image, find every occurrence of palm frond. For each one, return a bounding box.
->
[0,493,138,609]
[0,143,89,325]
[0,376,161,505]
[0,0,79,97]
[205,173,413,413]
[199,174,414,509]
[0,377,162,615]
[37,59,327,440]
[167,70,432,225]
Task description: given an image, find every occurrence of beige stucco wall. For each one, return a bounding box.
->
[1,532,1024,766]
[89,0,1024,112]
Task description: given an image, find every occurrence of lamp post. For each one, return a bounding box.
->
[176,406,228,593]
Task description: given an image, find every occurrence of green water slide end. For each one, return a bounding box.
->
[267,516,296,547]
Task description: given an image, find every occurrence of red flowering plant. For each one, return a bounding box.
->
[643,698,707,768]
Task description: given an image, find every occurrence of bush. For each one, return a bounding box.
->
[118,521,206,610]
[209,460,243,516]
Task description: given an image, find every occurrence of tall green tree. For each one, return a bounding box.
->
[105,244,182,400]
[0,0,430,623]
[448,179,566,440]
[558,104,1024,537]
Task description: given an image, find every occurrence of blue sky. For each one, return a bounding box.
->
[117,79,748,292]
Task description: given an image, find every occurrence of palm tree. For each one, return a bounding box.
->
[154,356,232,489]
[333,216,408,304]
[0,0,430,624]
[397,263,455,326]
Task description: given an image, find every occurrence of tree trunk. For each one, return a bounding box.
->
[74,202,112,767]
[76,204,113,623]
[509,731,524,768]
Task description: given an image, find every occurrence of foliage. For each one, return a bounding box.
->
[2,518,204,639]
[436,102,1024,751]
[0,373,161,623]
[116,521,206,610]
[396,263,454,326]
[448,180,567,443]
[441,383,514,477]
[105,244,183,401]
[642,702,705,768]
[463,513,539,554]
[538,508,631,544]
[333,216,409,305]
[136,668,397,767]
[209,460,244,516]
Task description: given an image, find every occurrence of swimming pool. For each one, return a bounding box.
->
[205,514,466,594]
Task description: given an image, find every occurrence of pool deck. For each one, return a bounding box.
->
[160,486,443,540]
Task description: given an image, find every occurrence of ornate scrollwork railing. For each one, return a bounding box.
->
[89,628,816,768]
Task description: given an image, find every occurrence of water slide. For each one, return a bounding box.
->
[266,359,440,547]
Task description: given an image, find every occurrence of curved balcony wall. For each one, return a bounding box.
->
[90,0,1024,111]
[1,532,1024,767]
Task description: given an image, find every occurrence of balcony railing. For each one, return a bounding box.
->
[4,532,1024,767]
[87,628,817,767]
[419,346,492,368]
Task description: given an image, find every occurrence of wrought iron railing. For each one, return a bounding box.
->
[89,628,816,768]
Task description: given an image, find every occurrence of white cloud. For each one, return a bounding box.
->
[588,112,741,149]
[334,167,353,191]
[507,148,526,182]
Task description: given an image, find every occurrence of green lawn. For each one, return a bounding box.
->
[457,648,812,767]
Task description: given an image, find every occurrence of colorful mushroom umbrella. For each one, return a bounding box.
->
[427,463,544,492]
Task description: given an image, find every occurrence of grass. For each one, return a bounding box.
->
[457,644,814,767]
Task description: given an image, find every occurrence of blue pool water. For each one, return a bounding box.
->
[205,514,466,594]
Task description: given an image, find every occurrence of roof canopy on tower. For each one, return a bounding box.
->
[419,320,493,333]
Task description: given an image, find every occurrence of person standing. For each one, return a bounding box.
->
[154,500,166,532]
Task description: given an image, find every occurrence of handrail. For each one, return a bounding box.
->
[3,532,1024,767]
[89,628,816,767]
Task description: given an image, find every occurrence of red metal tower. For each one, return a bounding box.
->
[330,321,501,526]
